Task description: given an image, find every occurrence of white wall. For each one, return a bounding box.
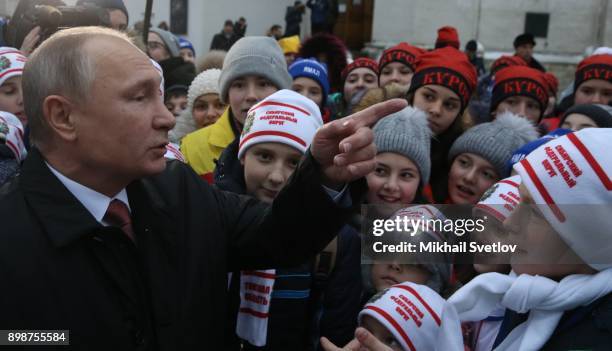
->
[372,0,610,54]
[371,0,479,48]
[126,0,298,58]
[604,0,612,47]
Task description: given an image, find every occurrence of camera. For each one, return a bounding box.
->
[4,0,111,49]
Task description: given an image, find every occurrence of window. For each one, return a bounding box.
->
[525,13,549,38]
[170,0,188,34]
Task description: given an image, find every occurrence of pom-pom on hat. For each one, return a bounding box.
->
[373,106,432,185]
[435,26,460,49]
[490,55,527,75]
[238,89,323,159]
[449,111,539,178]
[0,47,26,87]
[378,42,425,73]
[573,54,612,93]
[491,65,550,120]
[341,57,379,83]
[358,282,463,351]
[288,58,330,105]
[513,128,612,270]
[408,47,477,114]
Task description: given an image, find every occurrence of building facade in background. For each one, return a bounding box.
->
[3,0,610,56]
[372,0,612,55]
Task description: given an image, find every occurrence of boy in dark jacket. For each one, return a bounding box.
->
[219,90,362,351]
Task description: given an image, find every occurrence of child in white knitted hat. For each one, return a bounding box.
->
[169,68,226,142]
[238,89,323,202]
[0,111,27,185]
[462,175,520,351]
[228,90,363,350]
[445,112,538,204]
[358,282,463,351]
[472,175,520,275]
[0,48,27,126]
[450,128,612,350]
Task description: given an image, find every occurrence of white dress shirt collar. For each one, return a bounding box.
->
[45,162,131,225]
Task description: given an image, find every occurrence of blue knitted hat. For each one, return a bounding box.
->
[179,37,195,57]
[288,58,330,106]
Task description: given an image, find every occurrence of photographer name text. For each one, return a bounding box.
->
[372,241,517,254]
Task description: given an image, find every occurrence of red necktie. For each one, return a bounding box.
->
[104,199,135,242]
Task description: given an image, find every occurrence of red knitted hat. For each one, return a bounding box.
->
[491,66,550,119]
[408,47,477,112]
[490,55,527,74]
[378,42,425,72]
[543,72,559,96]
[341,57,379,82]
[574,54,612,93]
[435,26,460,49]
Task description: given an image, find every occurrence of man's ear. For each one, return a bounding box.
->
[42,95,78,142]
[239,155,245,166]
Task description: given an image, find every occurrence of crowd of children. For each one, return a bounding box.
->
[1,14,612,350]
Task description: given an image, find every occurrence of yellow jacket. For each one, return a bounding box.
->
[180,108,236,182]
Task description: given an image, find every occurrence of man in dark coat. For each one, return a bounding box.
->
[234,17,248,39]
[513,33,546,72]
[0,26,406,350]
[284,1,306,37]
[307,0,330,34]
[210,20,238,51]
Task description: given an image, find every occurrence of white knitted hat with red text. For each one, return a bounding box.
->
[358,282,463,351]
[513,128,612,270]
[0,47,26,87]
[238,89,323,159]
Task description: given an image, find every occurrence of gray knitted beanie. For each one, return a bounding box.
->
[218,36,292,104]
[149,28,180,57]
[373,106,432,185]
[449,111,539,177]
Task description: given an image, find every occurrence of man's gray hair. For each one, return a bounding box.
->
[23,27,132,147]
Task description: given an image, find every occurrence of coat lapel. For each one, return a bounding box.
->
[20,148,101,247]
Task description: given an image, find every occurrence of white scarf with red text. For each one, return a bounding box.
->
[236,269,275,346]
[449,269,612,350]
